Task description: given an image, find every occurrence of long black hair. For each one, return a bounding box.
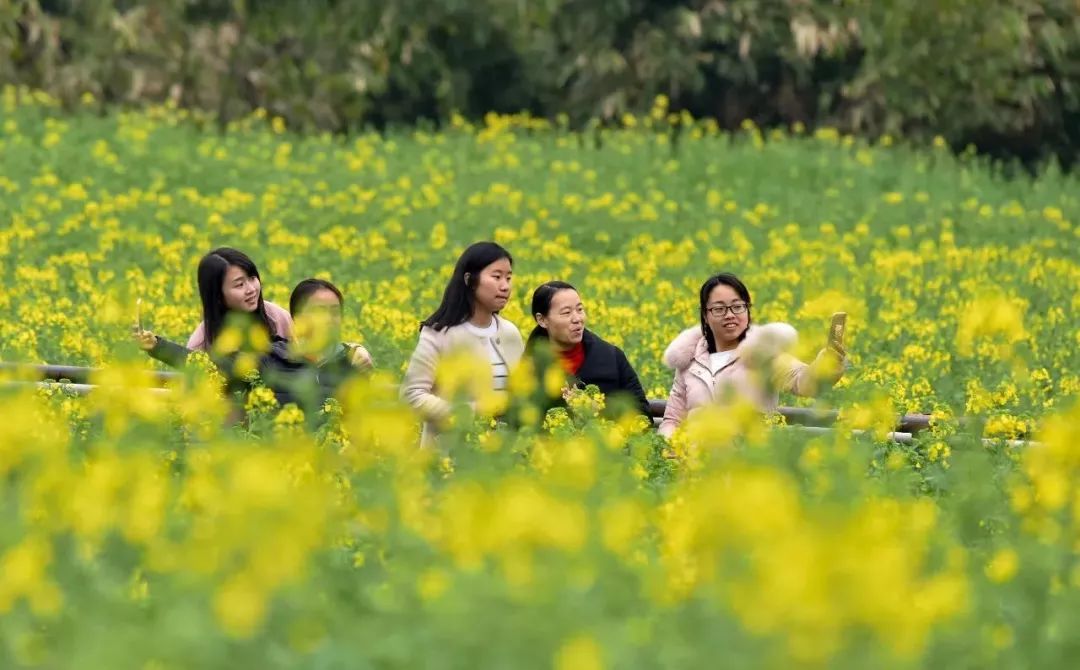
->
[290,278,344,315]
[699,272,753,353]
[421,241,513,332]
[197,247,275,347]
[526,280,577,351]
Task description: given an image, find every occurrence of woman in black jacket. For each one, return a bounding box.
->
[526,281,650,418]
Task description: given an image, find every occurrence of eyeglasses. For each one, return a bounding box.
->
[706,302,750,317]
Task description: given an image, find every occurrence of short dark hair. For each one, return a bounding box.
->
[290,278,344,316]
[421,241,513,331]
[526,280,577,350]
[699,272,752,353]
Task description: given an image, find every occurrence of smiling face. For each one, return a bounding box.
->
[222,264,262,312]
[536,288,586,350]
[472,257,513,315]
[705,283,751,350]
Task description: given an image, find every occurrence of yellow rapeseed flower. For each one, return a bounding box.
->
[554,634,604,670]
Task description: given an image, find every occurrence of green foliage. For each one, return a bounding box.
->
[2,0,1079,163]
[0,76,1079,669]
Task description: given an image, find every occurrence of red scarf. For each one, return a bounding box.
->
[557,342,585,376]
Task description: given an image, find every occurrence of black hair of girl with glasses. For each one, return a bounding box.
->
[699,273,752,353]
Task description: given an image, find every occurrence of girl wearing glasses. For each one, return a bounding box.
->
[658,272,844,438]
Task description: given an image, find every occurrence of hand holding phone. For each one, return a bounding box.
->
[132,298,157,351]
[827,312,847,357]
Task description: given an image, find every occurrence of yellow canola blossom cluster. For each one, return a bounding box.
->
[0,89,1078,668]
[2,89,1077,427]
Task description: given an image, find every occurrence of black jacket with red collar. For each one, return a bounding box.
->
[529,329,650,419]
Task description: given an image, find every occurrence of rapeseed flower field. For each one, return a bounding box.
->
[1,88,1079,668]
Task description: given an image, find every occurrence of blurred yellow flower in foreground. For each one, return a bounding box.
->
[555,634,604,670]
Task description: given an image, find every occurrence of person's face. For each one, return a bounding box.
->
[470,258,513,313]
[293,288,343,355]
[536,289,586,349]
[705,283,750,348]
[223,265,261,312]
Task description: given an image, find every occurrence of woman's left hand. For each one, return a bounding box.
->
[817,347,846,383]
[345,343,373,370]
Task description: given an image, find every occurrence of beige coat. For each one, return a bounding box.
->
[401,315,524,445]
[658,322,842,438]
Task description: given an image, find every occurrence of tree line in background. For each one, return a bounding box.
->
[2,0,1079,167]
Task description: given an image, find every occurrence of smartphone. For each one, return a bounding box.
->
[828,312,847,355]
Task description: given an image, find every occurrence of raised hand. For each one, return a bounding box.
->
[345,343,373,370]
[132,325,158,352]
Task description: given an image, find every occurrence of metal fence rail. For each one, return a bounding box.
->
[2,367,1034,447]
[3,381,172,396]
[787,425,1032,449]
[646,399,932,433]
[3,363,937,433]
[0,362,178,386]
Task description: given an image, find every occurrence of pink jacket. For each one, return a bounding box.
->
[186,300,294,351]
[658,323,841,438]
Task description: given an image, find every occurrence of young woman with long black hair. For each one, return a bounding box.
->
[526,281,649,418]
[134,247,287,362]
[401,242,523,443]
[185,247,292,351]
